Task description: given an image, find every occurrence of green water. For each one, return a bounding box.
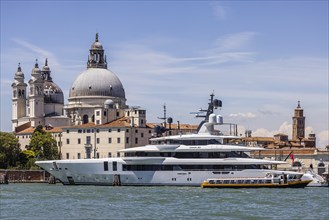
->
[1,183,328,220]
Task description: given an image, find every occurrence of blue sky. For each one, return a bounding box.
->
[1,1,328,147]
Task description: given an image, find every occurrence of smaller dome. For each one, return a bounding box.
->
[104,99,115,109]
[15,64,24,79]
[42,66,50,71]
[44,81,64,104]
[91,41,103,50]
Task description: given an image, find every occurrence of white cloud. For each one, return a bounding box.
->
[318,130,329,148]
[229,112,257,119]
[212,3,226,20]
[213,32,257,51]
[12,38,61,68]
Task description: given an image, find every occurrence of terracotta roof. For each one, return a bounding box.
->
[274,133,288,137]
[67,122,98,129]
[241,137,275,142]
[98,117,131,128]
[16,126,63,135]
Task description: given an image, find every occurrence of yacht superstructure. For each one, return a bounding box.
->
[36,95,305,186]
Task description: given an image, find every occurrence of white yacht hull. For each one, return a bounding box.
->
[36,159,301,186]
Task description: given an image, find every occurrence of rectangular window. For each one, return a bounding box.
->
[104,161,108,171]
[97,152,100,158]
[108,129,112,132]
[77,153,81,159]
[104,111,106,116]
[96,120,100,124]
[126,137,129,144]
[86,136,91,144]
[108,152,112,158]
[117,152,120,158]
[77,138,81,144]
[135,138,138,144]
[108,138,112,144]
[78,129,82,133]
[135,129,138,133]
[97,138,100,144]
[141,133,144,138]
[117,129,121,132]
[117,138,121,144]
[116,112,119,117]
[66,130,70,133]
[66,139,70,144]
[87,129,90,133]
[66,153,69,159]
[96,111,100,116]
[113,161,117,171]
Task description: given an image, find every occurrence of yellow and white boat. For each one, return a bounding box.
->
[201,173,312,188]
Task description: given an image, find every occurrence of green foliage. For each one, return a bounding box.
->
[29,126,59,160]
[15,150,37,169]
[0,132,20,169]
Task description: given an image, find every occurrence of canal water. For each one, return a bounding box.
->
[1,183,328,219]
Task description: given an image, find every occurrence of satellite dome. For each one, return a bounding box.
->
[44,81,64,104]
[41,59,64,104]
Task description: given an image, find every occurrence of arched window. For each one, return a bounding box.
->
[18,89,21,97]
[83,115,89,124]
[91,115,95,123]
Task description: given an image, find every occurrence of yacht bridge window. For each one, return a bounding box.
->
[124,151,250,158]
[122,164,262,171]
[151,139,220,145]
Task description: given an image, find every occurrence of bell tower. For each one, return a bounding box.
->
[292,101,305,141]
[11,63,27,131]
[28,59,45,127]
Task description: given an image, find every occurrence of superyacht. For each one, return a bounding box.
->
[36,95,305,186]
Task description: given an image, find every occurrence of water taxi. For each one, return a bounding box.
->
[201,173,312,188]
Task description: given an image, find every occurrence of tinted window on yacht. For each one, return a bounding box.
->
[104,161,108,171]
[122,164,261,171]
[123,151,250,158]
[113,161,117,171]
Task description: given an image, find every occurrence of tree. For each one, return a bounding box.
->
[0,132,20,169]
[29,125,59,160]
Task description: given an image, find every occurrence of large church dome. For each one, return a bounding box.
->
[69,68,125,98]
[69,33,125,99]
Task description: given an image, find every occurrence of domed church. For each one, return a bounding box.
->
[65,33,127,125]
[12,33,144,133]
[11,59,70,132]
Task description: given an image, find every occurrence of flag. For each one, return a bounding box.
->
[290,153,294,164]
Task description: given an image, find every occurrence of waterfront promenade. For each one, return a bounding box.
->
[0,170,49,184]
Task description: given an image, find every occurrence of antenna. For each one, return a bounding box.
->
[194,92,223,132]
[157,103,167,128]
